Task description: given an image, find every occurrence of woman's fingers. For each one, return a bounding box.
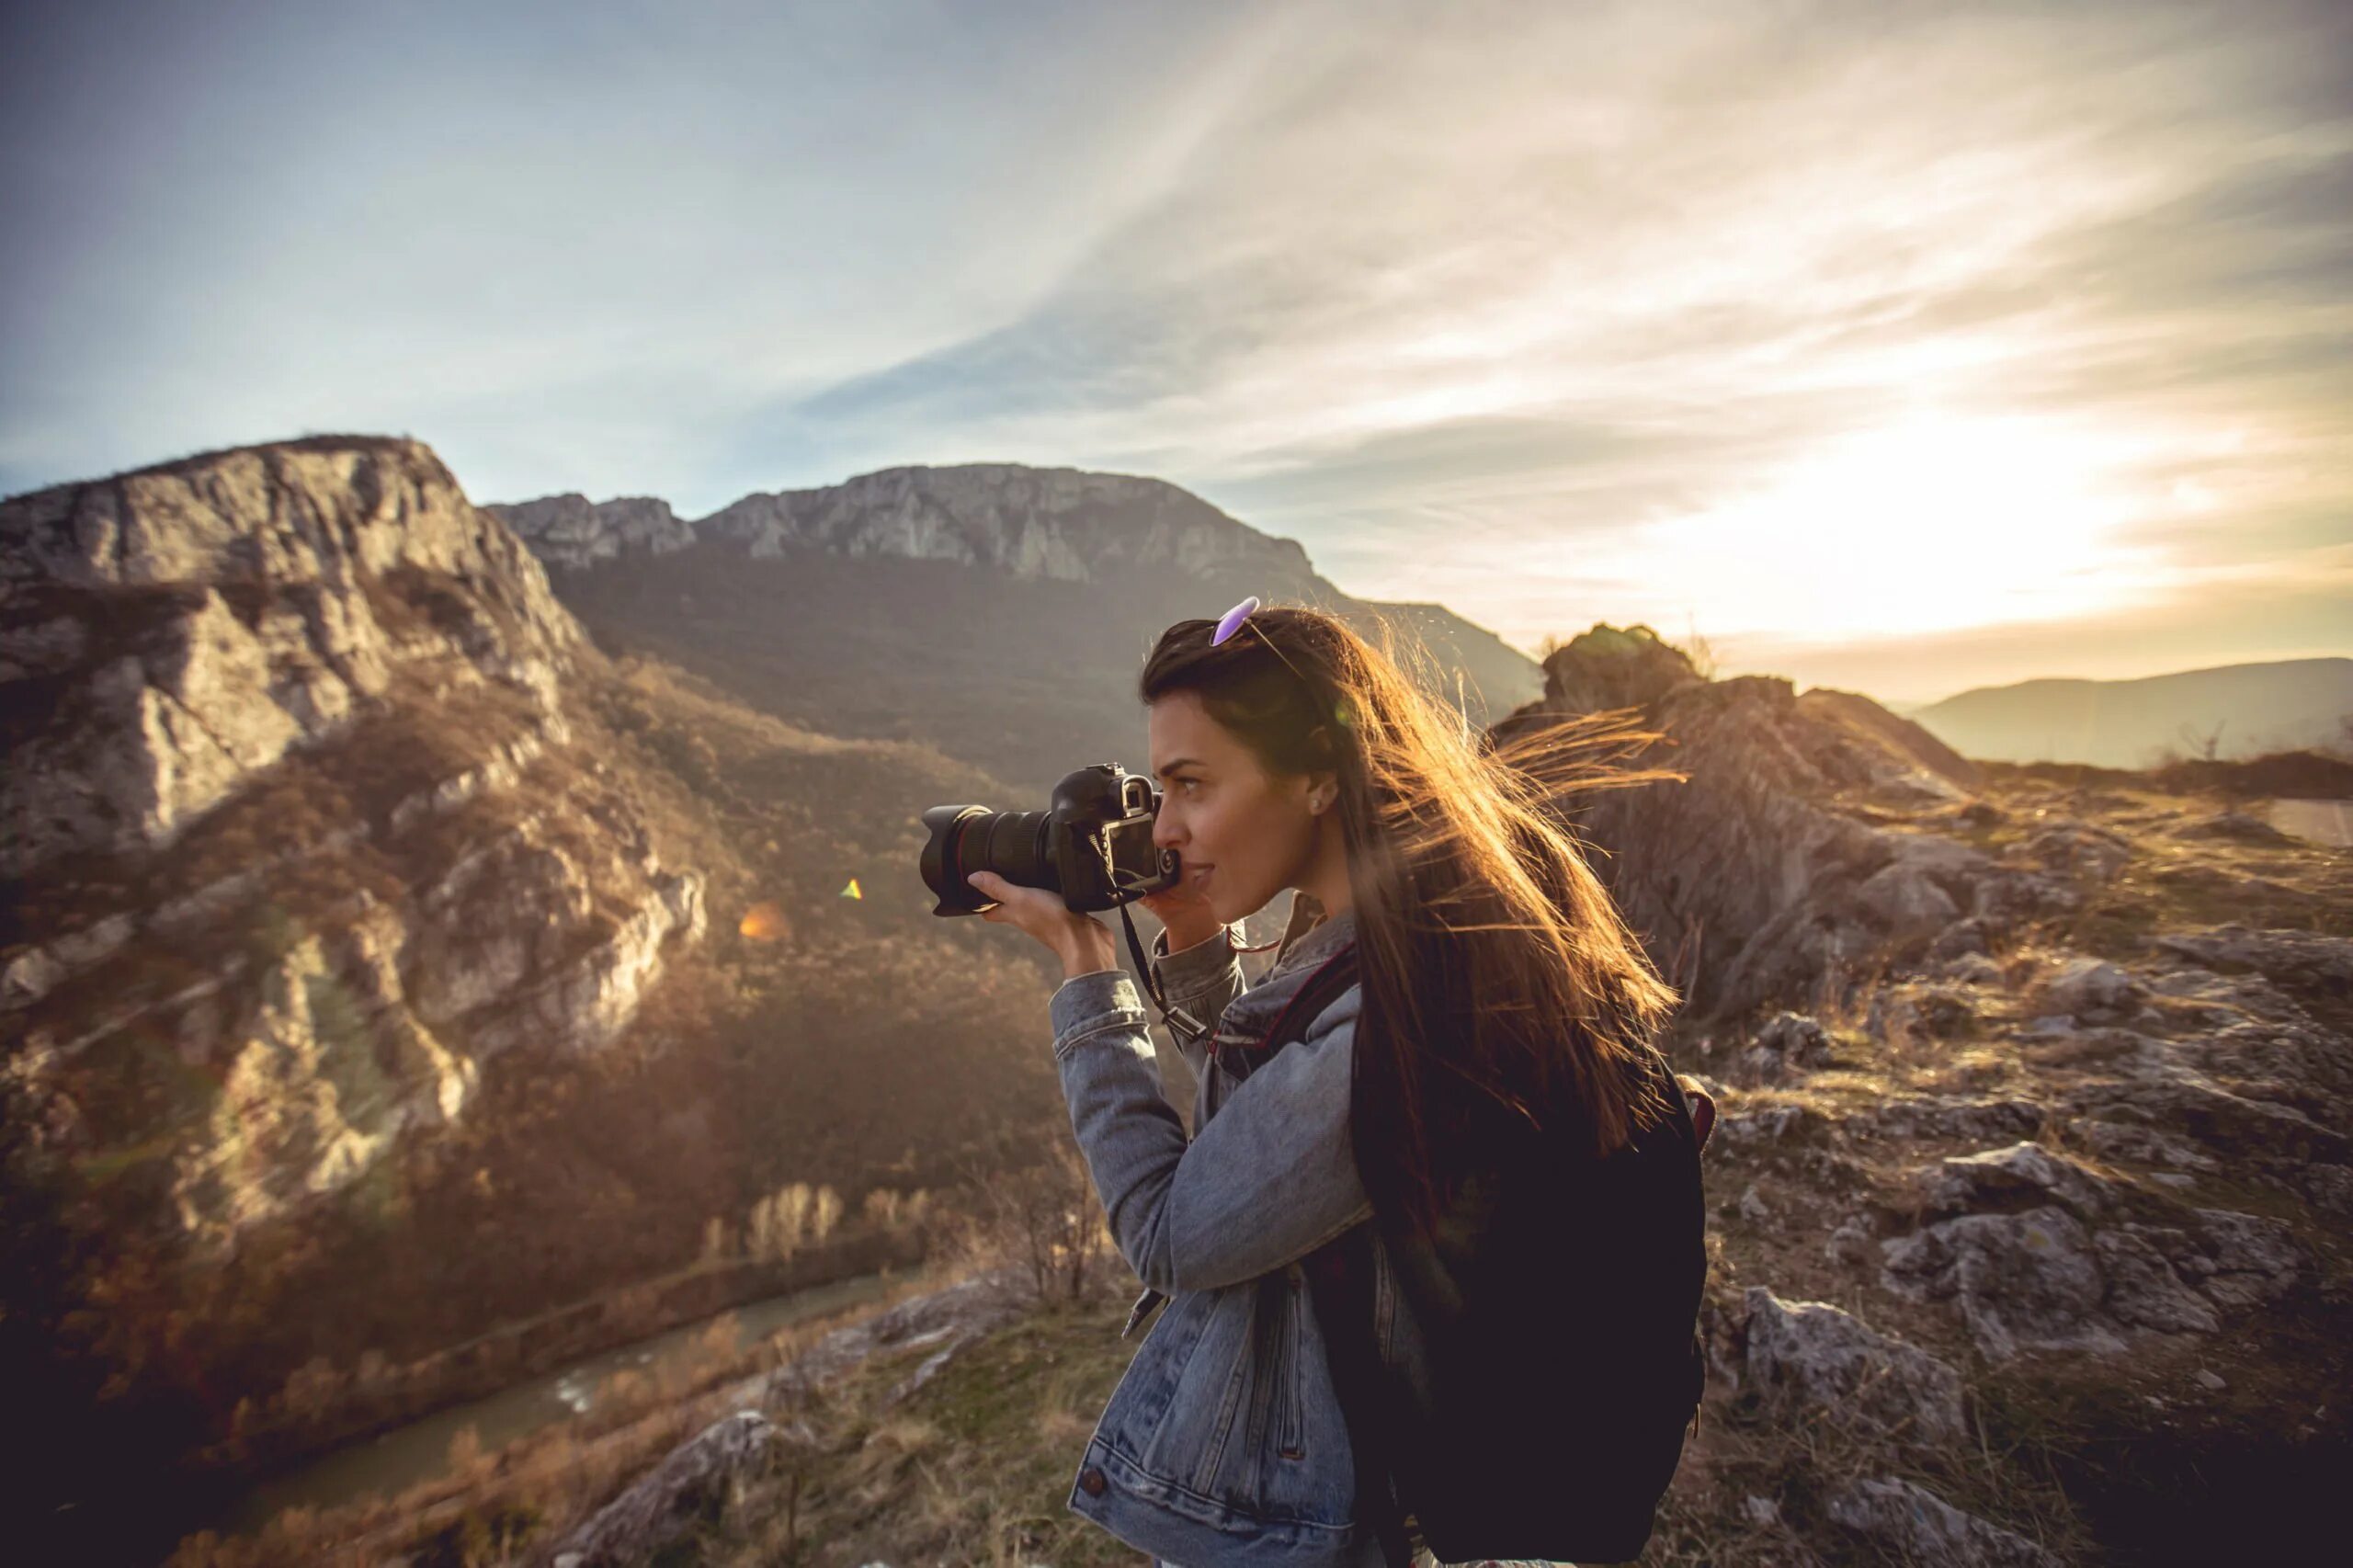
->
[968,871,1051,933]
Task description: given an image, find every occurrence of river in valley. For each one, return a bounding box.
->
[223,1268,896,1533]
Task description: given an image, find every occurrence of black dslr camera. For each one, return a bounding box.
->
[921,764,1180,915]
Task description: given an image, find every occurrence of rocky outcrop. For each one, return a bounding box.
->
[699,463,1316,585]
[1742,1288,1968,1448]
[1878,1133,2312,1359]
[2,436,704,1251]
[1827,1477,2063,1567]
[1495,626,2069,1020]
[555,1271,1030,1568]
[553,1410,798,1568]
[1541,636,2353,1557]
[486,493,693,570]
[3,437,576,875]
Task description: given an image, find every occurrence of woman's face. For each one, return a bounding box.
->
[1148,690,1329,923]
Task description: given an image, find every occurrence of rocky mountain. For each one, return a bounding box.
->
[494,493,694,569]
[1,437,1086,1562]
[1906,656,2353,769]
[701,463,1316,584]
[486,464,1541,799]
[497,464,1315,585]
[2,437,709,1244]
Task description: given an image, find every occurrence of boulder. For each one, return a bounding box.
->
[2021,821,2133,881]
[1881,1209,2126,1359]
[552,1410,795,1568]
[2093,1230,2221,1334]
[2040,957,2144,1022]
[1871,985,1977,1040]
[1742,1289,1967,1448]
[1914,1142,2120,1219]
[2186,1209,2307,1308]
[1740,1011,1834,1082]
[1856,859,1961,933]
[1827,1477,2063,1567]
[1715,1104,1822,1147]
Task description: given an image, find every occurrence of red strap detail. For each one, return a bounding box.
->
[1244,941,1359,1054]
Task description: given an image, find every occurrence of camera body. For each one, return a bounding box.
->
[921,763,1180,915]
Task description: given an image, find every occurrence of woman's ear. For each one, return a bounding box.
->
[1304,725,1339,814]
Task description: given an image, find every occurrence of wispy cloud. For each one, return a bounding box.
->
[4,0,2346,701]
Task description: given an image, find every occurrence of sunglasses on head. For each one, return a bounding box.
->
[1208,597,1355,735]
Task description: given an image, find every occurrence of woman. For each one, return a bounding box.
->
[967,601,1700,1568]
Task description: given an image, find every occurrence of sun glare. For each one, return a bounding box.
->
[1642,415,2172,641]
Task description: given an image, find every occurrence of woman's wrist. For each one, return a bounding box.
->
[1058,921,1120,981]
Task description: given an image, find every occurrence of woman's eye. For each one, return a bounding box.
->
[1179,778,1200,794]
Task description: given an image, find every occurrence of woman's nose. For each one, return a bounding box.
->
[1153,809,1182,851]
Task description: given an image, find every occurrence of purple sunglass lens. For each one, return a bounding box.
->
[1212,596,1261,647]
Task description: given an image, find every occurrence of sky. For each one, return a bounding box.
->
[3,0,2347,706]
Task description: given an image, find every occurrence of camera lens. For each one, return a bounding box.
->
[920,804,1056,915]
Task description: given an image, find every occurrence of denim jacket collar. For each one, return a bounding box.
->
[1217,894,1357,1041]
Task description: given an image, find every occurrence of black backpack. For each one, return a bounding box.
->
[1256,944,1713,1567]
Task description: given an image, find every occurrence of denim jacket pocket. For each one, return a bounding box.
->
[1144,1275,1338,1513]
[1273,1268,1309,1461]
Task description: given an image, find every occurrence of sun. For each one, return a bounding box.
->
[1643,415,2171,642]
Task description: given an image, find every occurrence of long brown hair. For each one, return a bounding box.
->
[1140,603,1686,1242]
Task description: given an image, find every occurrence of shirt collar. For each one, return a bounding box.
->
[1267,892,1358,978]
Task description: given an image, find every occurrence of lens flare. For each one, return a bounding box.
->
[738,901,790,941]
[840,878,864,900]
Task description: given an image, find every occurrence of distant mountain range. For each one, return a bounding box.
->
[1903,658,2353,770]
[489,464,1543,799]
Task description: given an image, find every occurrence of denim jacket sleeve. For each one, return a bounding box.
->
[1147,924,1247,1077]
[1051,967,1374,1294]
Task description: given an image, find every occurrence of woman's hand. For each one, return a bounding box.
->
[966,872,1120,980]
[1137,872,1225,955]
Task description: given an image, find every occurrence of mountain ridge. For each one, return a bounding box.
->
[1908,655,2352,769]
[487,461,1542,797]
[492,462,1316,585]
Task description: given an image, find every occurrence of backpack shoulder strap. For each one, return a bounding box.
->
[1264,946,1411,1567]
[1216,943,1360,1085]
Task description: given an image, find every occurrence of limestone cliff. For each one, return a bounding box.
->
[488,464,1318,585]
[1,436,705,1250]
[489,493,694,571]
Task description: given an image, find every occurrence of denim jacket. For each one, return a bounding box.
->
[1049,894,1415,1568]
